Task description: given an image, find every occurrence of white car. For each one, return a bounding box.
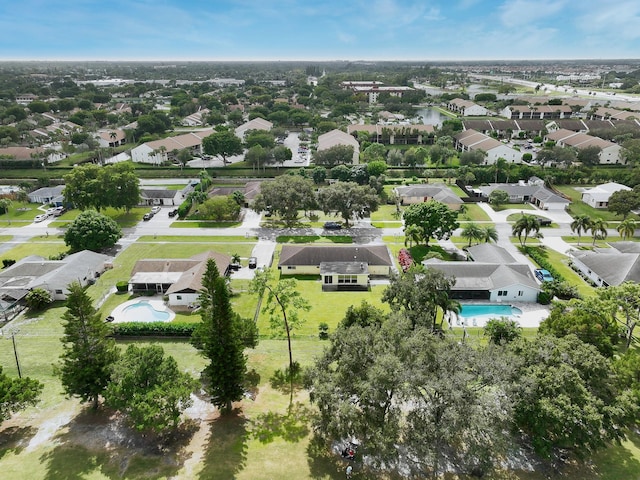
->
[151,206,161,214]
[34,214,48,223]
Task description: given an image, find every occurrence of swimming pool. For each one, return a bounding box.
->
[119,301,173,323]
[459,304,522,320]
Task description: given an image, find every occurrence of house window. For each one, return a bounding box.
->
[55,289,63,294]
[518,291,523,296]
[497,290,507,297]
[338,275,358,284]
[287,266,296,270]
[177,295,182,300]
[324,276,333,284]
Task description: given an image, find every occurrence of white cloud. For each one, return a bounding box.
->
[499,0,567,26]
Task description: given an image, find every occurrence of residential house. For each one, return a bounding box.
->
[477,181,570,210]
[96,129,127,148]
[544,128,624,164]
[581,182,631,208]
[501,105,572,120]
[423,244,540,302]
[347,124,434,145]
[591,107,639,121]
[571,242,640,287]
[130,129,214,165]
[129,251,231,307]
[454,129,523,164]
[446,98,488,117]
[393,184,463,210]
[0,250,111,309]
[278,245,393,291]
[140,188,181,206]
[182,108,210,127]
[317,129,360,164]
[27,185,65,205]
[235,118,273,139]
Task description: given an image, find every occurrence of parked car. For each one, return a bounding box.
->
[52,206,66,217]
[151,206,161,214]
[34,214,48,223]
[248,257,257,269]
[535,217,552,227]
[324,221,342,230]
[168,209,178,217]
[534,269,554,282]
[143,213,153,221]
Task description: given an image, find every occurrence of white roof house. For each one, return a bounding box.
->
[581,182,632,208]
[447,98,488,117]
[545,129,624,165]
[317,129,360,164]
[235,118,273,139]
[131,129,214,165]
[454,129,523,165]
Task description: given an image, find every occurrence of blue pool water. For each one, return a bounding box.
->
[121,302,171,322]
[459,304,522,319]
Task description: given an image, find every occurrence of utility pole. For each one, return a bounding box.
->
[11,332,22,378]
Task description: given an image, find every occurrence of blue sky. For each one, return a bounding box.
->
[2,0,639,61]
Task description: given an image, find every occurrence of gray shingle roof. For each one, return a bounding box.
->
[573,251,640,285]
[423,261,538,291]
[279,245,392,268]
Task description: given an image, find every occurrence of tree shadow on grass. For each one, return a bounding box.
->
[197,410,248,480]
[249,402,310,444]
[0,425,37,460]
[39,407,197,480]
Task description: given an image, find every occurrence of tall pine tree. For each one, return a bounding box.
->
[192,259,246,413]
[58,282,119,409]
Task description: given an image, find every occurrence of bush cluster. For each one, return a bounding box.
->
[110,322,196,337]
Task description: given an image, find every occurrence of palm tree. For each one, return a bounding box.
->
[494,157,507,183]
[618,218,637,240]
[589,218,608,246]
[481,225,499,243]
[461,222,483,247]
[512,214,540,246]
[404,224,423,248]
[570,214,592,246]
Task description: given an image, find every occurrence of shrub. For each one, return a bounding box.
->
[2,259,16,269]
[318,322,329,340]
[177,201,191,219]
[398,248,413,272]
[25,288,53,311]
[537,291,552,305]
[110,322,196,337]
[115,281,129,293]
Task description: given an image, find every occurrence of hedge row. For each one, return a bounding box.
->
[110,321,196,337]
[522,246,565,282]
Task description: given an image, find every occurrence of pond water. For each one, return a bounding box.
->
[414,107,449,126]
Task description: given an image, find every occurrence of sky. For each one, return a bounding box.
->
[2,0,640,61]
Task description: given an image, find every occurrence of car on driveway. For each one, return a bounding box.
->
[143,213,153,221]
[323,221,342,230]
[168,209,178,217]
[151,206,161,214]
[34,214,48,223]
[535,217,552,227]
[248,257,257,269]
[534,269,554,282]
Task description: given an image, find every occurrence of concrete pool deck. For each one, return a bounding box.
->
[110,297,176,323]
[449,301,550,329]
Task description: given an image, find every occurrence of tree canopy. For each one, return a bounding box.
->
[253,175,316,227]
[0,366,43,421]
[316,181,379,227]
[192,259,247,413]
[63,162,140,212]
[64,210,122,252]
[202,128,243,164]
[313,144,355,167]
[105,344,197,433]
[58,282,119,409]
[402,200,459,246]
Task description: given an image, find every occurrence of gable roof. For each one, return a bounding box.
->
[423,261,539,291]
[573,251,640,286]
[394,184,462,204]
[279,245,392,268]
[466,244,517,264]
[140,188,178,199]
